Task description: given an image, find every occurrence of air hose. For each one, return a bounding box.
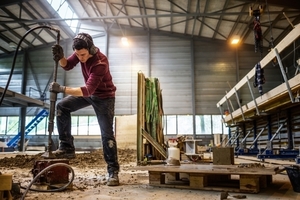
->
[0,25,75,200]
[0,25,60,106]
[20,163,75,200]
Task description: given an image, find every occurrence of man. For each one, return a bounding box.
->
[50,32,120,186]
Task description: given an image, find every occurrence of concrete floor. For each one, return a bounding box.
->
[0,151,300,200]
[235,156,300,200]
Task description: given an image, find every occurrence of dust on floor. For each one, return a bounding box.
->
[0,149,298,200]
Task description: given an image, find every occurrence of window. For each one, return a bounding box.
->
[164,114,225,135]
[0,117,7,135]
[177,115,193,135]
[78,116,89,135]
[6,117,19,135]
[164,115,177,135]
[36,117,48,135]
[88,116,101,135]
[0,115,226,137]
[212,115,225,134]
[195,115,211,135]
[47,0,78,33]
[71,116,79,135]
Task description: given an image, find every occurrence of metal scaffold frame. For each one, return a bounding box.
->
[217,23,300,125]
[217,23,300,162]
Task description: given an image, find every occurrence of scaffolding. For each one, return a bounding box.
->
[217,23,300,162]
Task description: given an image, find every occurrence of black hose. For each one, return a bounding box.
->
[20,163,75,200]
[0,25,60,106]
[265,0,274,49]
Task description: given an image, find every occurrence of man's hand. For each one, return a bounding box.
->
[52,44,64,62]
[49,82,66,93]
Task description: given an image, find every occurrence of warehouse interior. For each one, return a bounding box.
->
[1,0,300,199]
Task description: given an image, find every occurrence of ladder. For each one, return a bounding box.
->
[7,109,49,148]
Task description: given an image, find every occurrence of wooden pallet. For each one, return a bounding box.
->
[137,164,284,193]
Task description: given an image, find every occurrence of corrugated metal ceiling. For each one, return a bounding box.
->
[0,0,299,56]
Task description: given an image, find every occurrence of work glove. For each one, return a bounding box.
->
[49,82,66,93]
[52,44,64,62]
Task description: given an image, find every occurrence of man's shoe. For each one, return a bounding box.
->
[52,149,75,159]
[107,172,119,186]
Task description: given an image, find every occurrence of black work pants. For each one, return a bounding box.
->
[56,95,119,174]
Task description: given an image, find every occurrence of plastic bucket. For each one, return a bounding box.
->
[168,147,180,161]
[285,165,300,193]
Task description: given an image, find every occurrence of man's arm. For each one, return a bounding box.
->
[65,87,83,96]
[59,57,83,96]
[51,45,83,96]
[49,82,83,96]
[59,57,67,67]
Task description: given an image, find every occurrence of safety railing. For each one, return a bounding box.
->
[216,23,300,125]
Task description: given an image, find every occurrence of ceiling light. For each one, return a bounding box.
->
[121,37,129,46]
[231,35,240,45]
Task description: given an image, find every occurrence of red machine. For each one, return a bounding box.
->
[31,159,70,185]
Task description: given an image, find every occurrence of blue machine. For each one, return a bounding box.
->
[256,119,299,161]
[235,125,265,156]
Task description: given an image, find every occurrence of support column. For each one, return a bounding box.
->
[286,108,293,149]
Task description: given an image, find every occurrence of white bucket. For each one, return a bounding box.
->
[168,146,180,160]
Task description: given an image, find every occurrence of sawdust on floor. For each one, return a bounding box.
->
[0,149,298,200]
[0,149,220,200]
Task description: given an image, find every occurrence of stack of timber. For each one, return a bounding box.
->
[137,72,167,163]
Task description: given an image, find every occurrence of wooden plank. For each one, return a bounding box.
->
[217,23,300,107]
[165,172,179,182]
[149,171,165,185]
[146,168,270,193]
[189,173,206,189]
[137,163,283,195]
[240,174,260,193]
[259,175,268,189]
[136,164,282,175]
[137,72,145,162]
[141,129,167,159]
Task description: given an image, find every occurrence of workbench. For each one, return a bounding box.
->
[136,164,284,193]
